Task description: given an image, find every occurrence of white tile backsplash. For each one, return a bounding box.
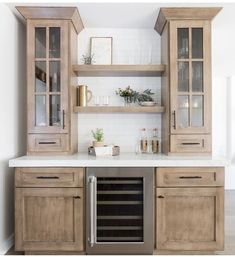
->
[77,28,161,152]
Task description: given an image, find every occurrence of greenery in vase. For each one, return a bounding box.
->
[91,128,104,142]
[115,86,138,103]
[116,86,155,103]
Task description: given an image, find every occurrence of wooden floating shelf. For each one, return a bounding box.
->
[73,106,165,113]
[72,64,165,77]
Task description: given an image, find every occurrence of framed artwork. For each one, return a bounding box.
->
[90,37,113,65]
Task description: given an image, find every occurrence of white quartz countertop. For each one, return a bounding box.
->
[9,153,229,167]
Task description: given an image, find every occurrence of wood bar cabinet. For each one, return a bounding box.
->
[155,8,222,155]
[17,7,84,154]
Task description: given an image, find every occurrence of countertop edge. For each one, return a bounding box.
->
[9,157,230,168]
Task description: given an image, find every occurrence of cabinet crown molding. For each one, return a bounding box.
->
[16,6,84,34]
[155,7,222,35]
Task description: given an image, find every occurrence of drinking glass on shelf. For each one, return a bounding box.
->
[94,96,100,106]
[102,96,110,106]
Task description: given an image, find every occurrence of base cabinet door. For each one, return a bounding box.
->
[156,187,224,250]
[15,188,84,251]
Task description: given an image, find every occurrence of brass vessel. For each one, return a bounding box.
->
[77,85,92,106]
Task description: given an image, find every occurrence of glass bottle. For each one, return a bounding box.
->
[152,128,159,154]
[140,128,148,154]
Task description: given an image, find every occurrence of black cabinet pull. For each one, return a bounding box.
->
[38,142,56,145]
[181,142,200,145]
[179,176,202,179]
[172,110,176,129]
[62,110,65,129]
[74,196,81,199]
[157,195,164,199]
[36,176,59,179]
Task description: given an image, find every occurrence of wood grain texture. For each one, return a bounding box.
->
[69,23,78,154]
[16,6,84,34]
[160,23,170,155]
[15,187,84,251]
[155,7,222,35]
[72,64,165,77]
[28,134,69,154]
[24,250,85,255]
[15,167,84,188]
[156,187,224,250]
[170,134,211,153]
[73,106,165,113]
[156,167,224,187]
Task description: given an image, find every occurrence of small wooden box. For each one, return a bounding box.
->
[88,146,120,156]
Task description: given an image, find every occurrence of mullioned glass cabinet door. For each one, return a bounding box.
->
[27,20,69,134]
[170,20,211,134]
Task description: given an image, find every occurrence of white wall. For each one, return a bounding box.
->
[212,5,235,189]
[77,29,162,152]
[0,4,26,253]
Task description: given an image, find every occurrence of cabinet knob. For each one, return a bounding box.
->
[157,195,164,199]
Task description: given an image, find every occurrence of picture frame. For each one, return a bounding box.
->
[90,37,113,65]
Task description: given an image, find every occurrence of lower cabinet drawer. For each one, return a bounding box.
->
[15,187,84,251]
[156,187,224,250]
[170,134,211,153]
[28,134,69,153]
[156,167,224,187]
[15,168,84,187]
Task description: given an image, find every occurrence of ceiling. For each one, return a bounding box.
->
[7,2,232,29]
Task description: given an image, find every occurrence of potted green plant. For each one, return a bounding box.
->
[115,86,138,106]
[91,128,104,147]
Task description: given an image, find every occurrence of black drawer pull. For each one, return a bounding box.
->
[181,142,200,145]
[157,195,164,199]
[38,141,57,145]
[73,196,81,199]
[36,176,59,179]
[179,176,202,179]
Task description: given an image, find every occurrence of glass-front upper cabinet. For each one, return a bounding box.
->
[28,20,68,134]
[170,21,211,134]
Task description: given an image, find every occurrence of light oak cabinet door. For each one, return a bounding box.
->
[15,188,84,251]
[27,20,69,135]
[170,20,211,135]
[156,187,224,250]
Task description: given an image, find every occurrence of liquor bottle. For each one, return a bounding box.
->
[140,128,148,153]
[152,128,159,154]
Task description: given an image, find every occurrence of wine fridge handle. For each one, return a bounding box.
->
[89,176,96,247]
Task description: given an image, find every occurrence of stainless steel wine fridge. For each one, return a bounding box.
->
[86,167,154,254]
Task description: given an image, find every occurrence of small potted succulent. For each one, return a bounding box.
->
[91,128,104,147]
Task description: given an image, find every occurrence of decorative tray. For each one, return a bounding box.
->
[88,145,120,156]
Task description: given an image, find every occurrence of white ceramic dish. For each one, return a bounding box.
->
[139,101,157,106]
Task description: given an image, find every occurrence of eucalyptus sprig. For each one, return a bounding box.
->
[137,89,155,102]
[116,86,155,103]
